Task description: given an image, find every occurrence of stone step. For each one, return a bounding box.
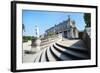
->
[56,43,90,55]
[50,45,71,60]
[40,48,48,62]
[34,49,44,62]
[56,40,88,51]
[33,40,90,62]
[46,47,56,61]
[53,43,89,59]
[49,47,62,61]
[45,49,49,61]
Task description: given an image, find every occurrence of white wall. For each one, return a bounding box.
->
[0,0,99,73]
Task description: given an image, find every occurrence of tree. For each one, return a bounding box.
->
[23,36,36,42]
[84,13,91,27]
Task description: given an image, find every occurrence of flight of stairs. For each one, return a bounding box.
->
[32,42,90,62]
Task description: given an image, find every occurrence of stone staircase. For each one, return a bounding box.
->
[32,42,90,62]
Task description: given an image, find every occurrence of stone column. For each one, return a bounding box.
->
[31,25,41,52]
[75,29,78,38]
[71,28,74,38]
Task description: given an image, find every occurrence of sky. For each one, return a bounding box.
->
[22,10,86,36]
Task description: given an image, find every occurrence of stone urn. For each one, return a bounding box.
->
[31,38,41,52]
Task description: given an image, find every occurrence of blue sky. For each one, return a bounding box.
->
[22,10,86,36]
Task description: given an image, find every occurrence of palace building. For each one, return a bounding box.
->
[45,16,79,38]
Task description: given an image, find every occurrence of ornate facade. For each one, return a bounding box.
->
[45,16,79,38]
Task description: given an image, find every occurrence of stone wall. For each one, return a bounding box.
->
[83,31,91,49]
[79,28,91,49]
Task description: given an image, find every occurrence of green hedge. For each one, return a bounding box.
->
[23,36,34,42]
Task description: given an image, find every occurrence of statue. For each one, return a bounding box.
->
[35,25,39,38]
